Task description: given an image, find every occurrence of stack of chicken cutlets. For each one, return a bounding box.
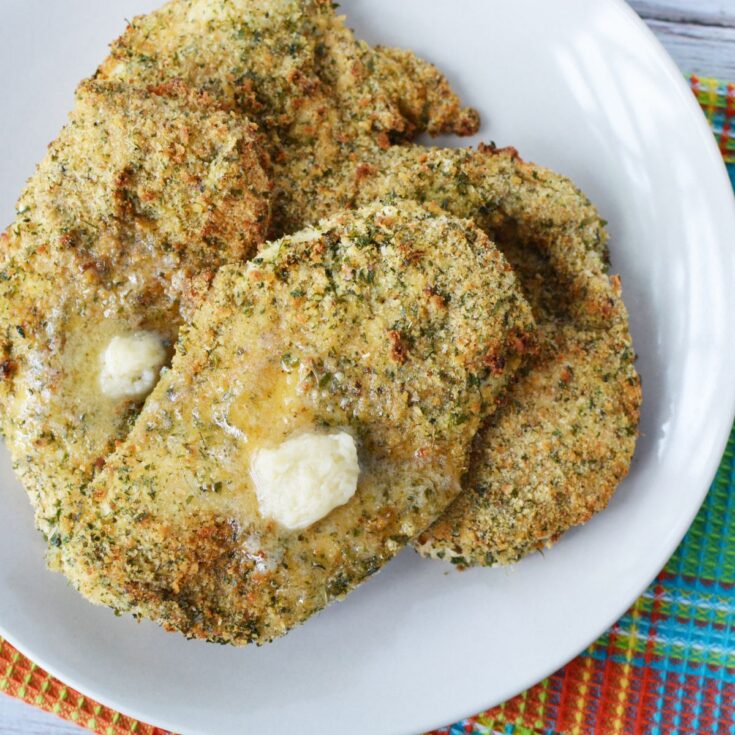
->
[0,0,641,644]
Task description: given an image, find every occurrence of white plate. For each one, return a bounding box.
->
[1,1,735,733]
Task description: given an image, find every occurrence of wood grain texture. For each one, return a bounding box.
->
[0,694,84,735]
[643,18,735,78]
[629,0,735,78]
[629,0,735,27]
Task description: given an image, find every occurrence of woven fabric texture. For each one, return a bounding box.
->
[0,77,733,735]
[691,76,735,164]
[0,638,171,735]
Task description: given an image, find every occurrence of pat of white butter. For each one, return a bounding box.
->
[251,431,359,530]
[99,332,166,399]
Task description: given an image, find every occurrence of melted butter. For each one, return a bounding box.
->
[251,430,359,530]
[188,359,320,522]
[99,332,166,399]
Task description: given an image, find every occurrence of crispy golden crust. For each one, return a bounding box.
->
[298,145,617,328]
[266,143,641,564]
[96,0,479,236]
[339,146,641,565]
[0,80,270,552]
[416,291,640,565]
[60,202,536,644]
[1,0,639,637]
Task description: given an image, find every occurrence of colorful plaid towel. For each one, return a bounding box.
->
[691,76,735,165]
[1,76,734,735]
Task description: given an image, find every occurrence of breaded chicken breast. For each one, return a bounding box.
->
[0,81,270,556]
[300,144,621,329]
[4,0,483,588]
[414,223,639,564]
[59,202,536,643]
[92,0,640,567]
[96,0,479,235]
[417,312,639,566]
[333,145,641,565]
[261,142,639,564]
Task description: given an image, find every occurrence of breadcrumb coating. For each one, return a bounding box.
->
[61,202,536,643]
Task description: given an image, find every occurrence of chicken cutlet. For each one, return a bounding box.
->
[96,0,479,236]
[62,0,639,570]
[58,202,536,643]
[0,80,270,557]
[92,0,640,568]
[4,0,483,592]
[417,312,639,566]
[285,143,641,565]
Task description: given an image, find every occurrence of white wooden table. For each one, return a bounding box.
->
[1,1,732,733]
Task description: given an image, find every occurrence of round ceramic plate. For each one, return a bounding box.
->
[1,1,734,733]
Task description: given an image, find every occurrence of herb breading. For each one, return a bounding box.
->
[96,0,642,568]
[59,202,536,644]
[0,0,642,642]
[0,81,271,557]
[310,144,641,565]
[417,309,640,566]
[97,0,479,236]
[289,144,619,328]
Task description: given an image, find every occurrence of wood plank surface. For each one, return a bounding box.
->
[630,0,735,26]
[0,695,84,735]
[645,18,735,78]
[630,0,735,78]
